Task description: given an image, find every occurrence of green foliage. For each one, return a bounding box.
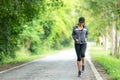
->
[0,0,42,59]
[90,46,120,80]
[0,0,78,63]
[3,0,120,65]
[83,0,120,40]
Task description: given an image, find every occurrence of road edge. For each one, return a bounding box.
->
[0,58,41,74]
[86,52,103,80]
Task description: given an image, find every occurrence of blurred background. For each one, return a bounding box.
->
[0,0,120,79]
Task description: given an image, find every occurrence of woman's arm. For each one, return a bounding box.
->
[85,27,88,41]
[72,27,77,40]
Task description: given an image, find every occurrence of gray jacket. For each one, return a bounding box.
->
[72,26,88,44]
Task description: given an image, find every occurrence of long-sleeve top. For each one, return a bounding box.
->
[72,25,88,44]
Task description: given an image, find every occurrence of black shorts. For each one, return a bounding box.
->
[75,43,87,61]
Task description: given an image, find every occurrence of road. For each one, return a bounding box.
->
[0,48,96,80]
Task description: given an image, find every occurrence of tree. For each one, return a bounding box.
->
[84,0,120,57]
[0,0,42,60]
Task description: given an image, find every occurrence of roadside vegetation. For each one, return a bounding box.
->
[90,45,120,80]
[0,0,82,65]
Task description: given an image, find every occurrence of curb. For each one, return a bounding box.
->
[0,58,41,74]
[86,52,103,80]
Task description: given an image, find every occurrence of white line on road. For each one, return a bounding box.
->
[86,44,103,80]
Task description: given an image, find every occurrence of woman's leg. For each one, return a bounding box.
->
[82,57,85,71]
[75,44,82,76]
[77,61,81,72]
[81,43,87,71]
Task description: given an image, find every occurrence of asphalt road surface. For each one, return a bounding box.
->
[0,48,96,80]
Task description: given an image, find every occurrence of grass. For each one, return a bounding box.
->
[90,45,120,80]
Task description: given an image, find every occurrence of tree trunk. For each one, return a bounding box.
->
[114,15,119,58]
[114,24,118,57]
[111,16,115,55]
[105,27,109,51]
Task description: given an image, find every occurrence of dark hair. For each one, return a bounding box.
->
[79,17,85,23]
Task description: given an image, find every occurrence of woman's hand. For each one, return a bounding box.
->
[85,38,87,42]
[75,39,79,42]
